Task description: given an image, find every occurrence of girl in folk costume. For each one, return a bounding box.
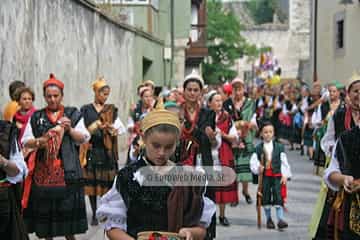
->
[223,77,257,205]
[13,87,36,157]
[256,86,280,127]
[310,77,360,240]
[179,70,217,239]
[207,91,238,226]
[277,83,298,149]
[0,120,28,239]
[298,85,311,156]
[96,104,216,240]
[80,77,126,226]
[21,74,91,240]
[250,121,292,230]
[127,85,155,163]
[312,83,342,175]
[2,80,25,122]
[304,85,322,161]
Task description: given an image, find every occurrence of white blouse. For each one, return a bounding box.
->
[96,177,217,232]
[4,140,28,184]
[113,117,127,135]
[21,117,91,146]
[323,141,341,191]
[250,141,292,178]
[320,117,336,157]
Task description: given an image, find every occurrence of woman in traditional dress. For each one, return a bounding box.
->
[179,70,217,239]
[309,77,360,240]
[96,103,216,240]
[324,125,360,240]
[179,70,216,167]
[127,86,155,163]
[312,83,342,175]
[21,74,90,240]
[223,77,257,205]
[80,77,126,225]
[298,85,311,156]
[277,83,298,149]
[13,87,36,157]
[0,120,28,239]
[207,91,238,226]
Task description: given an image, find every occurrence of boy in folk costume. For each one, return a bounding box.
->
[250,121,292,230]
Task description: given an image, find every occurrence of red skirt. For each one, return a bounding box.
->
[215,141,238,204]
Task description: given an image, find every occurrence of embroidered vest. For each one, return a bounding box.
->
[255,141,284,174]
[333,106,353,139]
[117,160,171,238]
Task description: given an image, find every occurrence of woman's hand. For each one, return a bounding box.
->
[343,175,354,193]
[58,116,72,132]
[179,228,194,240]
[205,126,216,141]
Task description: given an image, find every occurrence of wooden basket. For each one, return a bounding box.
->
[137,231,185,240]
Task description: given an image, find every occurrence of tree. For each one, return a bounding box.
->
[203,0,263,84]
[246,0,278,25]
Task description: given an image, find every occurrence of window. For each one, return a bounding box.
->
[334,11,345,57]
[151,0,159,10]
[336,20,344,49]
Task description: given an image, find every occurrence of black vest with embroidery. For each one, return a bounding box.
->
[0,121,16,180]
[116,159,171,238]
[30,107,83,184]
[333,106,353,140]
[255,141,284,174]
[336,127,360,179]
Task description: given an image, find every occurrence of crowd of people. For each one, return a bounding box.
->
[0,68,359,240]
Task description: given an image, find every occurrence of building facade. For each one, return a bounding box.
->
[311,0,360,86]
[94,0,208,86]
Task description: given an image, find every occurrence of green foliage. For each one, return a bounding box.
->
[203,0,266,84]
[246,0,277,25]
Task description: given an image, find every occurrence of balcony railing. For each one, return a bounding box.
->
[186,24,208,63]
[189,24,206,46]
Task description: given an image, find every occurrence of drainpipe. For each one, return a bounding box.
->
[170,0,175,87]
[313,0,318,82]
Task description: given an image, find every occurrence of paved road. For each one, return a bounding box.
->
[30,147,321,240]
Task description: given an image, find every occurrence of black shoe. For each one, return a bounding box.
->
[230,202,239,207]
[219,216,230,226]
[277,220,288,230]
[91,217,99,226]
[243,192,253,204]
[266,218,275,229]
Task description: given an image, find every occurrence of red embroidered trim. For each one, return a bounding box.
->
[45,105,64,124]
[345,106,352,131]
[181,104,200,138]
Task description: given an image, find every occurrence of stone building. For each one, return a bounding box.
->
[0,0,208,118]
[93,0,208,86]
[311,0,360,86]
[223,0,312,84]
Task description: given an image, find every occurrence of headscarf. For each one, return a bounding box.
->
[43,73,64,90]
[92,76,109,92]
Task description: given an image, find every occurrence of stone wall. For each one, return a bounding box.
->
[227,0,311,83]
[0,0,135,120]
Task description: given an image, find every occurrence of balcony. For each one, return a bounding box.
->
[185,0,208,66]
